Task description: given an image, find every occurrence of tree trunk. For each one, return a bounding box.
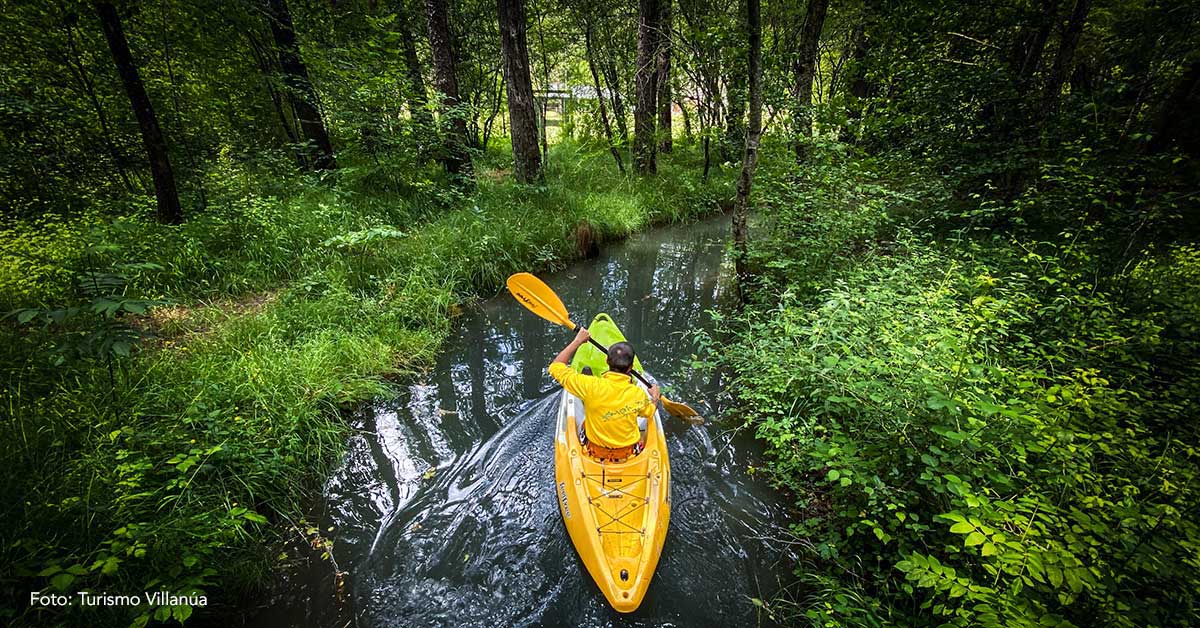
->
[159,0,206,210]
[1043,0,1091,111]
[701,99,711,182]
[398,0,436,145]
[633,0,660,174]
[1015,0,1060,86]
[723,66,746,162]
[64,22,134,193]
[601,56,629,143]
[844,0,878,141]
[793,0,828,163]
[482,68,504,148]
[677,99,692,142]
[656,0,672,154]
[532,3,552,158]
[94,1,182,224]
[732,0,761,298]
[585,21,624,172]
[498,0,542,182]
[424,0,474,179]
[264,0,337,170]
[247,30,306,167]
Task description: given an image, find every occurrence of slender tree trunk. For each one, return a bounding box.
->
[398,1,436,144]
[424,0,474,179]
[656,0,672,153]
[64,23,134,193]
[723,64,746,162]
[677,98,692,142]
[159,0,205,210]
[585,21,624,172]
[1043,0,1091,111]
[532,1,552,158]
[701,87,713,181]
[498,0,542,182]
[844,0,878,141]
[94,1,182,224]
[483,68,504,148]
[633,0,660,174]
[264,0,337,170]
[793,0,828,163]
[602,58,629,143]
[732,0,761,298]
[247,31,306,167]
[1016,0,1060,85]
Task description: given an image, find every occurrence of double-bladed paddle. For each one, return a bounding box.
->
[506,272,703,424]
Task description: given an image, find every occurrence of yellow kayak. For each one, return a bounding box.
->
[554,313,671,613]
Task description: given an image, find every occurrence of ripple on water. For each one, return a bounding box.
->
[316,215,795,628]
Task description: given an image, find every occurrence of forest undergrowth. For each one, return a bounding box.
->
[696,138,1200,627]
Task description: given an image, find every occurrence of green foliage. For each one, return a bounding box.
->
[702,147,1200,627]
[1,143,729,625]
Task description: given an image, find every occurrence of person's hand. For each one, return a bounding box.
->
[648,384,661,404]
[572,327,591,346]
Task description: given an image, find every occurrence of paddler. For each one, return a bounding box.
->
[549,327,661,461]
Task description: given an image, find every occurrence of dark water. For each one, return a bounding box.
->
[278,214,794,627]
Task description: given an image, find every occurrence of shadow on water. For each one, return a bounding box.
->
[266,214,796,627]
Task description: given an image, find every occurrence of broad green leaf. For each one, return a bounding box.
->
[949,521,975,534]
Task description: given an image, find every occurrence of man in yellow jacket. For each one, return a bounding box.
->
[549,327,660,458]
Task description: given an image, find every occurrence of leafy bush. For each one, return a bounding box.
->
[703,230,1200,626]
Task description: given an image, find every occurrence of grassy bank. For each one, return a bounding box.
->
[699,143,1200,626]
[0,144,735,626]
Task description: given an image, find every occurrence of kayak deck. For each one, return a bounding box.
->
[554,313,670,613]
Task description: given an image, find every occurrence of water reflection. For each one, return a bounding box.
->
[319,214,792,627]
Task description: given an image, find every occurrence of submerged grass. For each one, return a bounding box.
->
[0,143,735,626]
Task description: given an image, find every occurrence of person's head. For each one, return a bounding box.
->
[606,341,636,374]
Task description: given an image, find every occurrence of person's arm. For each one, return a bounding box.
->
[639,384,661,417]
[549,327,594,398]
[552,327,591,366]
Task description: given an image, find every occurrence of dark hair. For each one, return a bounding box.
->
[606,341,635,373]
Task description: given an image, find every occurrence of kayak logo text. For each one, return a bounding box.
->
[559,481,571,519]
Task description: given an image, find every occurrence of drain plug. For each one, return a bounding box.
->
[619,569,629,582]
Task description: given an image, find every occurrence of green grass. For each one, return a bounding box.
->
[0,142,735,626]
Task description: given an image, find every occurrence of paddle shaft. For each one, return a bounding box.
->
[577,329,654,389]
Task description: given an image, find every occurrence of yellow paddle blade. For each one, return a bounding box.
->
[661,396,704,425]
[506,273,576,329]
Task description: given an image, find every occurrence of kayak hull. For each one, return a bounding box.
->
[554,314,671,613]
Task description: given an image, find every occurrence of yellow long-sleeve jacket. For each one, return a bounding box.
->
[549,362,655,448]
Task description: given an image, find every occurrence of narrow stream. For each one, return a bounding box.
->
[268,213,794,627]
